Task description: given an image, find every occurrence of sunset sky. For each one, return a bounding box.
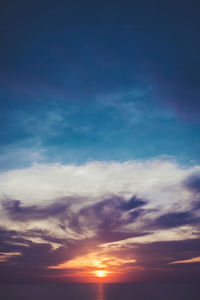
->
[0,0,200,283]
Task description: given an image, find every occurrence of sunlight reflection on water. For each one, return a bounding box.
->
[97,284,104,300]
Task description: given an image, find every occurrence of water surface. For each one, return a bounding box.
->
[1,283,200,300]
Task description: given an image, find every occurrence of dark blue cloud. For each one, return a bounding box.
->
[152,211,199,229]
[2,195,146,223]
[0,226,101,283]
[185,174,200,193]
[1,195,148,244]
[124,238,200,283]
[131,238,200,268]
[68,195,146,235]
[120,195,146,210]
[2,199,71,221]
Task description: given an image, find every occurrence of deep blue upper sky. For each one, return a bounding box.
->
[1,0,200,168]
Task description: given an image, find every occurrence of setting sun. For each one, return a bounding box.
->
[95,270,107,277]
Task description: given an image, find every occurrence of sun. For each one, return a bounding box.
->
[95,270,107,277]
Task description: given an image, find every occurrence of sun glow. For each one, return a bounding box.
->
[95,270,107,277]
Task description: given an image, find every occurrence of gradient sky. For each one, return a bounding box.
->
[0,0,200,283]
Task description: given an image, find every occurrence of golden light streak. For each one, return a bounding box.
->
[0,252,21,262]
[49,251,135,270]
[170,256,200,264]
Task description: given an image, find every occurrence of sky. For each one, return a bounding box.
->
[0,0,200,283]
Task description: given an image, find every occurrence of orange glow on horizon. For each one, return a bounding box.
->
[48,250,136,282]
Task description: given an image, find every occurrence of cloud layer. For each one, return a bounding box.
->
[0,159,200,282]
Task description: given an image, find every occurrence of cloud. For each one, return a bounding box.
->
[66,194,148,243]
[0,159,199,242]
[1,222,200,283]
[152,211,199,229]
[0,159,200,282]
[2,198,71,221]
[1,194,148,244]
[132,238,200,269]
[170,256,200,265]
[69,195,146,231]
[0,226,96,274]
[184,174,200,193]
[111,238,200,282]
[120,195,146,210]
[0,159,197,205]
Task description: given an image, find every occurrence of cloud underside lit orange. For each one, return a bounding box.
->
[170,256,200,264]
[48,251,136,282]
